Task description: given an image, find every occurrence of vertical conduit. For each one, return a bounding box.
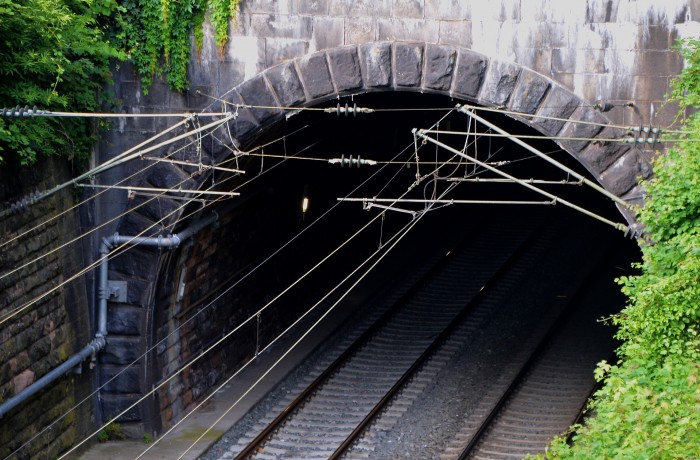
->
[0,212,218,419]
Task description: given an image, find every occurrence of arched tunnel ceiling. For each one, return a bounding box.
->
[208,91,631,239]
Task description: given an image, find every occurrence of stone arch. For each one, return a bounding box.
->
[103,41,650,430]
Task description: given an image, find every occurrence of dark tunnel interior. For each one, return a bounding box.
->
[151,92,642,426]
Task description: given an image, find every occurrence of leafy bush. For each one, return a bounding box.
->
[534,39,700,459]
[0,0,123,165]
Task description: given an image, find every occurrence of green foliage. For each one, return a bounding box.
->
[143,432,152,444]
[0,0,123,165]
[533,39,700,459]
[97,422,125,443]
[120,0,239,92]
[670,38,700,116]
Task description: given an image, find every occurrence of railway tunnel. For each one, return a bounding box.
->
[116,88,643,444]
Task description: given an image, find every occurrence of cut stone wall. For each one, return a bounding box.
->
[0,157,93,459]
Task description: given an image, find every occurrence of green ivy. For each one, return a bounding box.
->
[120,0,239,92]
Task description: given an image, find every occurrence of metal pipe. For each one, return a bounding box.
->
[0,212,218,419]
[0,337,105,418]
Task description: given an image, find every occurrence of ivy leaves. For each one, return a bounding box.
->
[121,0,239,92]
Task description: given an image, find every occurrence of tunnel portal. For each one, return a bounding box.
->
[142,91,641,434]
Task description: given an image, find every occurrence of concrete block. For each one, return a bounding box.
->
[241,0,297,15]
[101,365,141,393]
[298,52,335,100]
[508,69,550,114]
[529,86,579,138]
[393,42,424,87]
[424,44,457,91]
[266,62,307,107]
[328,46,363,92]
[238,74,281,124]
[452,49,489,99]
[360,42,392,87]
[479,60,521,106]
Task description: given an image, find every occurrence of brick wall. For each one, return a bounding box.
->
[0,157,93,459]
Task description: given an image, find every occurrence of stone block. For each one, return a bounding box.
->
[217,61,245,95]
[360,42,392,88]
[101,394,142,422]
[378,18,439,43]
[100,365,141,393]
[101,337,142,365]
[110,247,159,280]
[530,85,581,136]
[250,14,313,39]
[144,160,197,191]
[115,212,159,239]
[238,74,281,124]
[424,45,456,91]
[241,0,297,14]
[508,69,550,114]
[312,17,344,51]
[266,62,307,107]
[576,127,631,175]
[265,38,309,68]
[599,149,645,197]
[223,91,261,147]
[299,0,330,15]
[297,52,335,100]
[392,0,424,18]
[107,306,144,335]
[426,0,470,20]
[328,46,363,92]
[439,20,471,48]
[110,274,149,306]
[393,42,424,88]
[345,17,377,44]
[559,107,607,154]
[479,60,520,107]
[128,194,180,228]
[330,0,391,17]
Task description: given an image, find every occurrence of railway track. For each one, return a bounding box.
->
[449,243,623,460]
[223,208,554,459]
[203,207,629,460]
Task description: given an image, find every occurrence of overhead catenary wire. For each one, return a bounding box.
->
[4,136,325,459]
[171,181,461,460]
[55,108,449,459]
[190,89,692,135]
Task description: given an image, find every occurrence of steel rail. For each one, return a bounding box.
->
[329,212,551,459]
[457,240,614,459]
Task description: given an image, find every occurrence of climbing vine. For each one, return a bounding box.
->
[120,0,240,92]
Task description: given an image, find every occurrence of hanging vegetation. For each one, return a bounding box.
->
[119,0,241,92]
